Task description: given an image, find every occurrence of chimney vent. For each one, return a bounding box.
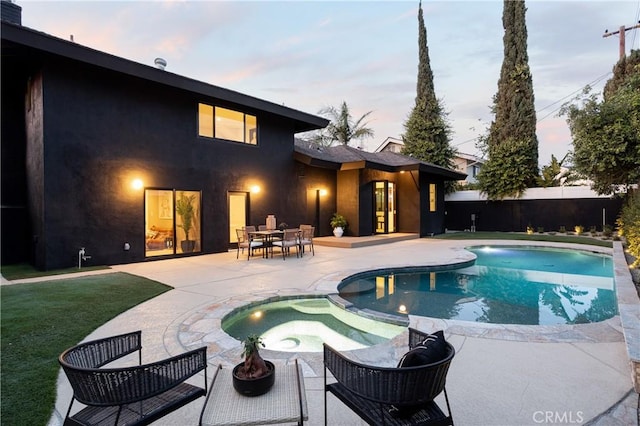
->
[1,0,22,25]
[154,58,167,70]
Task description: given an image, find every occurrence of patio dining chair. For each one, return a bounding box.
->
[272,229,300,259]
[299,226,315,256]
[236,228,263,260]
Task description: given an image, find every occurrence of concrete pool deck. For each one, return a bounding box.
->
[38,238,638,425]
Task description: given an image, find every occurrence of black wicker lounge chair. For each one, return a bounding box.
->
[324,328,454,426]
[59,330,207,426]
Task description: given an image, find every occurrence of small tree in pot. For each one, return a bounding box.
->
[232,334,275,396]
[176,192,196,252]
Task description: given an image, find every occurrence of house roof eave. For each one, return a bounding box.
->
[418,163,467,180]
[293,151,341,170]
[1,21,328,133]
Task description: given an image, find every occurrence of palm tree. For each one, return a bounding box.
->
[314,101,374,147]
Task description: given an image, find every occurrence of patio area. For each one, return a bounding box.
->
[44,238,638,425]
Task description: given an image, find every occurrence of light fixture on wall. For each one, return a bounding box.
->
[131,178,144,190]
[319,189,328,196]
[251,185,261,194]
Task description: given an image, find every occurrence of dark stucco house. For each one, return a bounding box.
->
[1,3,465,270]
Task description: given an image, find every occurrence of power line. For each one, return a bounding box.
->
[630,1,640,50]
[536,72,611,114]
[452,71,613,148]
[536,72,612,122]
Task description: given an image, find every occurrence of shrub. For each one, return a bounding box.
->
[559,226,566,233]
[330,213,348,229]
[617,193,640,266]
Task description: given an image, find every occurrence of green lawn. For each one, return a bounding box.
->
[0,273,171,426]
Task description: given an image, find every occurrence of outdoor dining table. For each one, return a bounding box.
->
[248,229,299,258]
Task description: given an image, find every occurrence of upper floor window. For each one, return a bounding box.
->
[198,103,257,145]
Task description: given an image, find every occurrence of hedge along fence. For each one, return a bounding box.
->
[444,186,624,233]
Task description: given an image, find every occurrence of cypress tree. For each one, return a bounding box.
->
[402,1,456,191]
[478,0,539,199]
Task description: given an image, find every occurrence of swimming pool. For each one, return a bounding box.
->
[338,246,617,325]
[222,297,405,352]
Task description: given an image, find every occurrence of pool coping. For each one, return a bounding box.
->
[612,241,640,393]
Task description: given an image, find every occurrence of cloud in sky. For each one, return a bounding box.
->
[19,0,640,165]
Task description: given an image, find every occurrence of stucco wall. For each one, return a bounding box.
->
[336,170,360,236]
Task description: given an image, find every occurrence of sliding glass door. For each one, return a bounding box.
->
[145,189,201,257]
[374,181,396,234]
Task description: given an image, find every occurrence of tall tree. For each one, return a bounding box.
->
[312,101,374,147]
[477,0,538,200]
[402,1,456,191]
[562,50,640,195]
[603,49,640,99]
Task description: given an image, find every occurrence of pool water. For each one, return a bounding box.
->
[222,298,405,352]
[338,246,617,325]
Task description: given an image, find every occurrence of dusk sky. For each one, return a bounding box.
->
[18,0,640,165]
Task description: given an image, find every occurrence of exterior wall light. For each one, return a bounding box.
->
[319,189,328,196]
[131,178,144,190]
[251,185,261,194]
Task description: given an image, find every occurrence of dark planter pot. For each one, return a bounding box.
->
[181,240,196,253]
[232,360,275,396]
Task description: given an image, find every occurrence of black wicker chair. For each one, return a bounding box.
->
[324,328,454,426]
[59,330,208,426]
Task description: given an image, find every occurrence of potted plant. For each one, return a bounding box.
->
[232,334,275,396]
[176,192,196,253]
[330,213,347,237]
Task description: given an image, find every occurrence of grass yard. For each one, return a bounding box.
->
[0,273,171,426]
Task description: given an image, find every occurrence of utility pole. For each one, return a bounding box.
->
[603,22,640,60]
